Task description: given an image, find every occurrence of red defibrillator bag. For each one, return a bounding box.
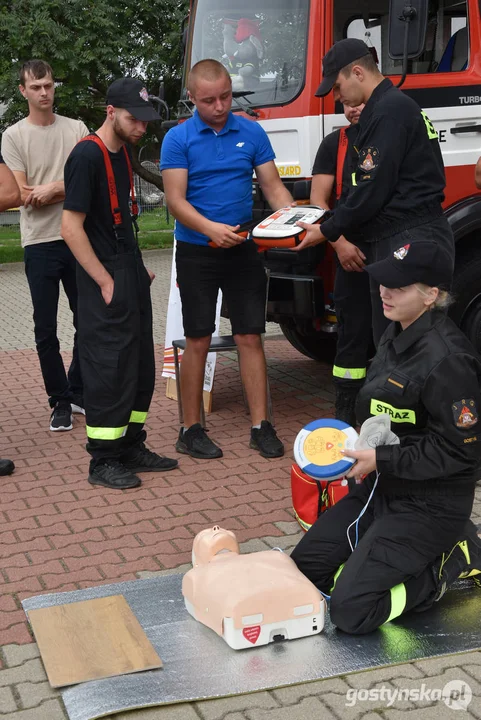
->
[291,463,355,532]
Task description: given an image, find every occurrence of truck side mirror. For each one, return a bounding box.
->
[388,0,428,87]
[388,0,428,60]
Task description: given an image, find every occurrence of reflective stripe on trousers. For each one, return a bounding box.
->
[86,410,149,440]
[333,365,367,380]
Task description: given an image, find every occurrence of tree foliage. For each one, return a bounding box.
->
[0,0,189,187]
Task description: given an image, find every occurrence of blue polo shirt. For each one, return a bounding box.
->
[160,110,275,245]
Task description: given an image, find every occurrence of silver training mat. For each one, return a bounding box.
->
[23,574,481,720]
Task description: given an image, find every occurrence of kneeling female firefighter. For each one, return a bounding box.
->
[291,239,481,635]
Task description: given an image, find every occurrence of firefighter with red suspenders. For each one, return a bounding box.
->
[61,78,178,490]
[311,103,372,426]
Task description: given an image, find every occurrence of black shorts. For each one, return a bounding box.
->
[175,240,267,338]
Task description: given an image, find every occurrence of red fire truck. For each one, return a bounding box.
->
[175,0,481,359]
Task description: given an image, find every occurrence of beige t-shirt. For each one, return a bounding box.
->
[1,114,89,247]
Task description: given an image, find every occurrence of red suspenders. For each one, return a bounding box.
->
[335,127,348,201]
[78,134,139,231]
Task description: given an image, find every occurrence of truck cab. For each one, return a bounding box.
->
[177,0,481,358]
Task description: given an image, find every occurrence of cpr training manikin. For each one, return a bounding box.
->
[182,416,400,650]
[182,525,326,649]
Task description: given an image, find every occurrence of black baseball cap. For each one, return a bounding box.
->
[365,240,453,290]
[315,39,371,97]
[106,78,160,121]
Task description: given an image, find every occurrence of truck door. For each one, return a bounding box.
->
[325,0,481,209]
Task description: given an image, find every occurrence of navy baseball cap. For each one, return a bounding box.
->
[106,78,160,121]
[365,240,453,290]
[315,39,371,97]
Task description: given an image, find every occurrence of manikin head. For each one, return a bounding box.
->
[191,526,240,567]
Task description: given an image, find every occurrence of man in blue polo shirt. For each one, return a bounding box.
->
[161,58,292,460]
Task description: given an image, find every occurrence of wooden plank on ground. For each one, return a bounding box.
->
[28,595,162,688]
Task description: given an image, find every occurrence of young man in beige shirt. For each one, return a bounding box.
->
[2,59,89,431]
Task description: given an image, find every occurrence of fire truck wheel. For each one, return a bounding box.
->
[459,301,481,355]
[279,321,337,362]
[451,253,481,355]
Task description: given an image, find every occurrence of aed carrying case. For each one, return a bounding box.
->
[252,205,329,250]
[291,463,356,532]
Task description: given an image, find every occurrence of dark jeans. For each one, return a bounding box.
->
[24,240,82,408]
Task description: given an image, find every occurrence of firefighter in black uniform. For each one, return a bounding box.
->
[291,240,481,635]
[296,38,455,425]
[61,78,178,489]
[311,103,372,426]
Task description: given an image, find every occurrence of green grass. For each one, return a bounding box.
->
[137,208,174,249]
[0,207,174,263]
[138,208,174,232]
[0,230,23,262]
[0,226,21,242]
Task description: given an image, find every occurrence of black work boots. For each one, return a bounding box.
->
[0,458,14,476]
[434,521,481,603]
[176,423,223,459]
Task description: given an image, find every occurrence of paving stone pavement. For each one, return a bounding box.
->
[0,249,281,352]
[0,249,480,719]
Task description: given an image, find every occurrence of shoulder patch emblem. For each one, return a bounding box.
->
[452,399,478,429]
[358,147,379,172]
[394,244,410,260]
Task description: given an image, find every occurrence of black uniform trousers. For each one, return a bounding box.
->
[76,250,155,468]
[333,216,455,391]
[333,243,372,391]
[291,476,474,635]
[24,240,83,408]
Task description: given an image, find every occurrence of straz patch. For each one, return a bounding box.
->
[370,399,416,424]
[452,399,479,429]
[394,244,410,260]
[358,146,379,172]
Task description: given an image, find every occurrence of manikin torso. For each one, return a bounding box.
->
[182,526,325,649]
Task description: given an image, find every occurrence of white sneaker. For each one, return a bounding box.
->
[71,403,86,415]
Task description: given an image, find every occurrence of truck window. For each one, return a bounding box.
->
[338,0,468,75]
[187,0,309,108]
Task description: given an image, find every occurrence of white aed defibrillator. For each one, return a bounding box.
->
[252,205,328,250]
